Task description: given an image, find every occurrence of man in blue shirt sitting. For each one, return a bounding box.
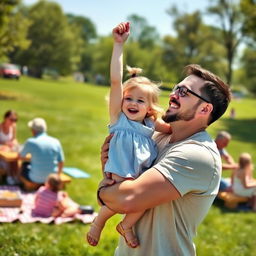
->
[19,118,65,190]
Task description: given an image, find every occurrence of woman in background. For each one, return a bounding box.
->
[0,110,19,151]
[232,153,256,211]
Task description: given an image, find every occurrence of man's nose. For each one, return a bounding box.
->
[169,91,179,99]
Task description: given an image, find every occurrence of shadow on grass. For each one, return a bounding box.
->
[0,92,18,100]
[221,118,256,143]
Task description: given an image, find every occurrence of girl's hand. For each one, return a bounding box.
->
[112,22,130,43]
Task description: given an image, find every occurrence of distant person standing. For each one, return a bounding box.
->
[19,118,65,190]
[22,66,28,76]
[229,108,236,119]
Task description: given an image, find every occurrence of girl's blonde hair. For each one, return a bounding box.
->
[123,66,163,120]
[239,153,252,169]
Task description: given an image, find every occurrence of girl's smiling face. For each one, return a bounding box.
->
[122,87,151,123]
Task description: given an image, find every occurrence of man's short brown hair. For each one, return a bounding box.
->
[184,64,231,125]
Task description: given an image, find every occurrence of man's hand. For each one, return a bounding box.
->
[100,134,113,171]
[112,22,130,43]
[97,177,116,206]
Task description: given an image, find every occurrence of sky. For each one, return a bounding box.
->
[23,0,213,37]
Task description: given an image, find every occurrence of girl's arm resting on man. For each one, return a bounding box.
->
[99,167,181,213]
[154,118,172,134]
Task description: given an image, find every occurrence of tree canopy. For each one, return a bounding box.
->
[1,0,256,94]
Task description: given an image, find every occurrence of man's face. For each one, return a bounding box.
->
[218,138,229,149]
[163,75,205,123]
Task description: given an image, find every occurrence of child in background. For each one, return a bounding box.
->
[232,153,256,211]
[32,173,82,218]
[86,22,171,248]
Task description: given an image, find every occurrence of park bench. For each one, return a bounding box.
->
[218,191,249,209]
[19,173,71,191]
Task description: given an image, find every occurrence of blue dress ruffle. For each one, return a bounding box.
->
[104,112,158,179]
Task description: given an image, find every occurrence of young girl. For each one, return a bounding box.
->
[32,173,81,218]
[87,22,171,248]
[232,152,256,211]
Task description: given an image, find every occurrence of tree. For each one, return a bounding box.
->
[240,46,256,94]
[66,14,97,43]
[127,14,160,49]
[66,14,97,74]
[207,0,244,85]
[15,1,83,78]
[91,36,113,84]
[0,0,30,61]
[240,0,256,42]
[163,8,226,82]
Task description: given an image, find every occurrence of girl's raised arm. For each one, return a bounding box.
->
[109,22,130,125]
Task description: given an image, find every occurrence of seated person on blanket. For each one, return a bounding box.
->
[32,173,81,218]
[232,153,256,211]
[19,117,65,190]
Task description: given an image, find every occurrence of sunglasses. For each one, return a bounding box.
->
[9,118,18,122]
[172,85,210,103]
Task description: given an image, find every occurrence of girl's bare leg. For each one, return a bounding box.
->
[87,205,115,246]
[116,211,144,248]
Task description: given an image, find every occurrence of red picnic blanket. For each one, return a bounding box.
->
[0,186,97,224]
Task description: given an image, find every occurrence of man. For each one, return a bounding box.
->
[98,64,231,255]
[19,118,64,189]
[215,131,238,191]
[215,131,238,170]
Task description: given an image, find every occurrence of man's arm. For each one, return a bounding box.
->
[99,167,181,214]
[57,161,64,175]
[222,153,238,170]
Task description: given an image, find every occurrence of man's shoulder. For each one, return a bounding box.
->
[162,131,219,162]
[42,134,60,143]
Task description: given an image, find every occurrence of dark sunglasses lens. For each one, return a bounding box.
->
[179,87,187,97]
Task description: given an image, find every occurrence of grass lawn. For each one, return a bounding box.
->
[0,76,255,255]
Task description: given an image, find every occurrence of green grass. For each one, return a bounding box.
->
[0,76,255,255]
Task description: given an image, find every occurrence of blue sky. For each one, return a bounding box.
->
[23,0,212,37]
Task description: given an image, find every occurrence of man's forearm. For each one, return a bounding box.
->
[99,181,132,214]
[58,162,64,174]
[99,168,181,214]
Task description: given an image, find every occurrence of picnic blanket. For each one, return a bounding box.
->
[62,167,90,178]
[0,186,97,224]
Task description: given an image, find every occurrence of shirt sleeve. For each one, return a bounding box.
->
[154,142,219,196]
[56,140,65,162]
[20,140,33,157]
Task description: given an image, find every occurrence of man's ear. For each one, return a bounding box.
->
[199,104,213,115]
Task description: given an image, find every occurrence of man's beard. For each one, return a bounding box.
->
[162,106,198,123]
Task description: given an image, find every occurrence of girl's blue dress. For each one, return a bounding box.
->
[104,112,158,179]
